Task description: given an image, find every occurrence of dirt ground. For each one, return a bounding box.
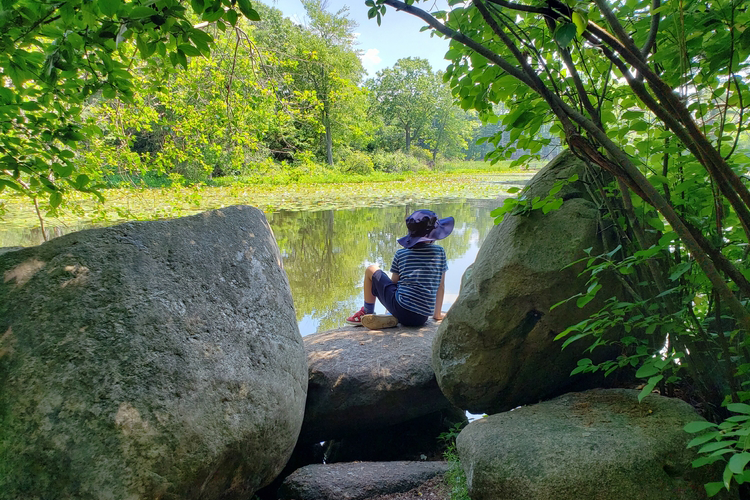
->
[366,476,451,500]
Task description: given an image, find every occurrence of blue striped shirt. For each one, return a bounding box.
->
[391,244,448,317]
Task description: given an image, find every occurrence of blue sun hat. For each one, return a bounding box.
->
[397,209,455,249]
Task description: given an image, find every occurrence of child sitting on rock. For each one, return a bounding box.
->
[346,209,453,329]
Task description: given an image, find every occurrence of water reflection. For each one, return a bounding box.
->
[270,200,498,335]
[1,200,500,336]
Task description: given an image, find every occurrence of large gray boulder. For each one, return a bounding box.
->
[300,321,452,443]
[278,461,449,500]
[432,150,621,414]
[0,206,308,500]
[457,389,723,500]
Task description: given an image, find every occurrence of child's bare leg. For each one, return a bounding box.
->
[363,264,379,304]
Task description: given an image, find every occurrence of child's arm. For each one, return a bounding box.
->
[391,272,400,284]
[433,272,446,320]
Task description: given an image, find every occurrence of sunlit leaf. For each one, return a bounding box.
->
[554,23,577,48]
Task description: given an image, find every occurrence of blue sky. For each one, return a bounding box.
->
[267,0,452,76]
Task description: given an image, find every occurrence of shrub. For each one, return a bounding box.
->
[372,151,422,173]
[439,422,471,500]
[410,145,434,164]
[339,150,374,175]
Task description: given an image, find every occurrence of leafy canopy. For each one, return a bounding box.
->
[0,0,260,209]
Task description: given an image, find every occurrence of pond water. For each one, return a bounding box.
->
[1,176,529,336]
[270,200,499,335]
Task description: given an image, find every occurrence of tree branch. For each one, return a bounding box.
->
[641,0,661,57]
[381,0,538,91]
[485,0,549,15]
[474,0,576,133]
[559,45,602,129]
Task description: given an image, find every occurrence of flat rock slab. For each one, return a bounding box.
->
[299,321,453,443]
[278,461,449,500]
[457,389,725,500]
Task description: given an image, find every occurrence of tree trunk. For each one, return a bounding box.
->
[325,121,333,166]
[323,105,333,166]
[405,123,411,151]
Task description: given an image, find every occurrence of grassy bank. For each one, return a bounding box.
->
[100,159,541,189]
[0,167,536,243]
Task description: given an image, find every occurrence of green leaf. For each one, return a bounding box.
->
[638,375,662,402]
[0,179,22,192]
[176,49,188,69]
[237,0,261,21]
[658,231,677,246]
[226,8,238,26]
[98,0,120,17]
[699,441,734,453]
[561,333,585,350]
[724,462,733,491]
[178,44,202,57]
[705,482,725,497]
[635,363,660,379]
[687,431,721,448]
[191,0,205,14]
[571,11,587,36]
[646,217,664,230]
[20,101,41,111]
[52,163,74,177]
[648,174,669,186]
[554,23,577,48]
[669,262,691,281]
[129,6,158,19]
[542,197,563,214]
[729,453,750,474]
[576,293,595,308]
[75,174,90,189]
[49,191,62,208]
[622,110,644,120]
[728,403,750,415]
[136,35,153,59]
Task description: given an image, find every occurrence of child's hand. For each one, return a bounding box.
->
[433,312,445,321]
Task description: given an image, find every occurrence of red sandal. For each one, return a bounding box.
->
[346,307,367,326]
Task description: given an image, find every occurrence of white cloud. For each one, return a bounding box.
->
[360,48,382,75]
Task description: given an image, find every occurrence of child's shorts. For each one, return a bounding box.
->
[371,269,429,327]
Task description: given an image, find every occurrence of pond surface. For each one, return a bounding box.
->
[0,175,530,336]
[271,200,499,335]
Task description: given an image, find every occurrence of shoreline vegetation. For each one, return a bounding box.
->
[0,161,539,240]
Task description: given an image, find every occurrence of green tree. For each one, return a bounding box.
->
[0,0,261,227]
[370,0,750,493]
[289,0,367,165]
[368,57,437,151]
[424,74,478,161]
[83,14,305,182]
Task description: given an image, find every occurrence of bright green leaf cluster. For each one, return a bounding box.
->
[0,0,260,210]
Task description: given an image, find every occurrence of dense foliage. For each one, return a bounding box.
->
[0,0,489,230]
[371,0,750,494]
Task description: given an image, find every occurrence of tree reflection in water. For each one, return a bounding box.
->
[269,201,497,335]
[0,200,499,336]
